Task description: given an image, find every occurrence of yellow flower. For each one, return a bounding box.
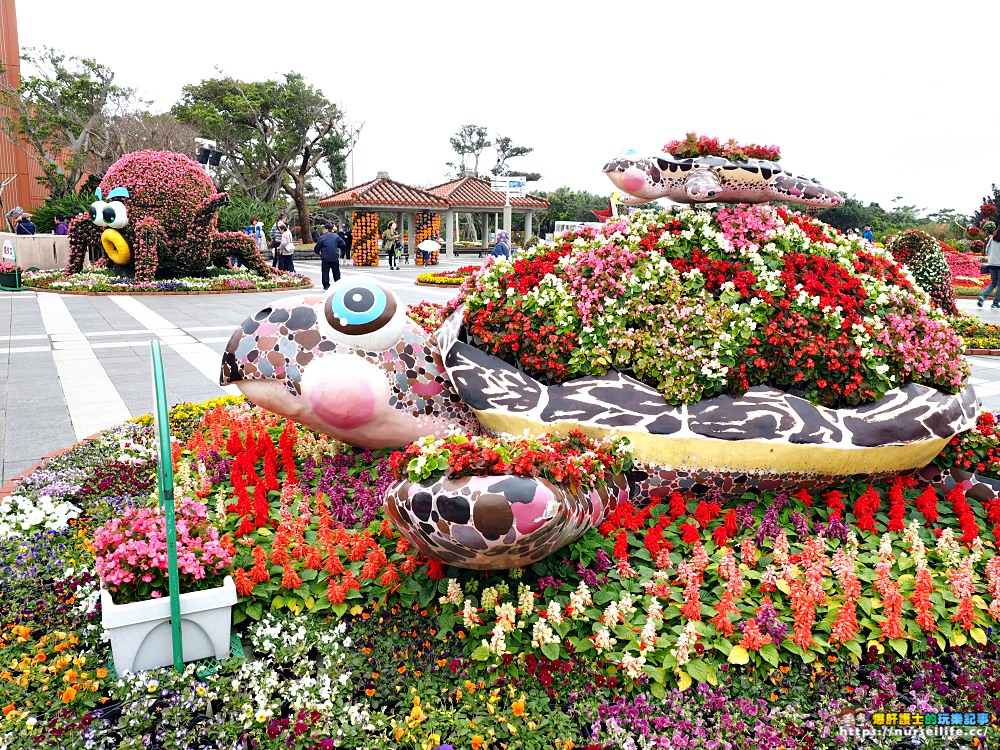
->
[471,735,485,750]
[512,697,526,717]
[61,686,77,703]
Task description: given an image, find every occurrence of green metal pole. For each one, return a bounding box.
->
[151,340,184,671]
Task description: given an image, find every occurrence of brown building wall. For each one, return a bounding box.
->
[0,0,48,216]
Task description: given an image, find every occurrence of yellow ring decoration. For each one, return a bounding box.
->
[101,228,132,265]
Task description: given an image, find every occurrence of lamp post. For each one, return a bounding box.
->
[194,138,223,175]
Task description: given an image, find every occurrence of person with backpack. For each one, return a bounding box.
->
[491,229,511,260]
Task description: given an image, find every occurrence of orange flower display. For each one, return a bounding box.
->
[352,211,381,266]
[414,212,442,265]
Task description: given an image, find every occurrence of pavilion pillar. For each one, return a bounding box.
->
[407,212,416,259]
[337,210,345,229]
[445,210,455,256]
[503,204,512,235]
[525,211,533,242]
[481,213,490,250]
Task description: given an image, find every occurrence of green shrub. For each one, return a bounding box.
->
[29,192,97,233]
[216,195,283,234]
[886,228,958,314]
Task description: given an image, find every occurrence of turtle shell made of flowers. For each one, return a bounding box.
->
[438,206,977,497]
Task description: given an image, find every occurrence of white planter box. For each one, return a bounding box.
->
[101,576,237,674]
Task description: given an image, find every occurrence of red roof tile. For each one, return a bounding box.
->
[318,177,450,209]
[428,175,549,209]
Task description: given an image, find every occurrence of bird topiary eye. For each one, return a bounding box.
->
[318,281,406,351]
[89,201,109,227]
[104,201,128,229]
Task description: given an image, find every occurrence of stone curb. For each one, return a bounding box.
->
[965,349,1000,356]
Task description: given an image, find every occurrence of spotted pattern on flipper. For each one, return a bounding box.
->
[385,473,631,570]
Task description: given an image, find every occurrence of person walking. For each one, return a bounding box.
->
[53,214,69,235]
[491,229,511,260]
[15,213,36,235]
[270,213,287,267]
[382,220,400,270]
[978,227,1000,309]
[313,222,346,290]
[277,222,296,273]
[337,222,353,264]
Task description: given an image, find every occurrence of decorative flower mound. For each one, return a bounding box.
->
[93,496,232,605]
[886,228,958,315]
[945,248,988,289]
[24,266,309,294]
[663,132,781,162]
[407,300,452,333]
[937,411,1000,482]
[416,265,477,286]
[65,150,271,282]
[389,430,634,494]
[462,205,969,407]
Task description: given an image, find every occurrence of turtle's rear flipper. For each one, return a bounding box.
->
[770,175,843,207]
[684,170,723,201]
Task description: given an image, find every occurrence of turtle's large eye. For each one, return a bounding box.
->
[104,201,128,229]
[89,201,108,227]
[318,281,407,351]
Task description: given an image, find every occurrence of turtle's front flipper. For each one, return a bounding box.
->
[684,170,723,201]
[769,175,843,208]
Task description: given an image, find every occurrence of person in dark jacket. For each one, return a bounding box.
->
[15,214,36,235]
[313,222,346,289]
[337,223,353,262]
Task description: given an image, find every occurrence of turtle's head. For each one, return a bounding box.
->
[220,280,479,448]
[604,150,659,202]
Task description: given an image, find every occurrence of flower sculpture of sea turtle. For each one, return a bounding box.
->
[604,150,844,208]
[221,257,977,567]
[65,150,272,283]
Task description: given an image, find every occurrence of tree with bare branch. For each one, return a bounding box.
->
[0,47,137,198]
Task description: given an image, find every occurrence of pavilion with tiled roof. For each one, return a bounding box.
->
[318,171,548,256]
[426,174,548,255]
[318,173,451,258]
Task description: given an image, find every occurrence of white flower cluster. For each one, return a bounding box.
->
[0,494,80,538]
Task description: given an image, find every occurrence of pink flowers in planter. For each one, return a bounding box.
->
[94,497,232,605]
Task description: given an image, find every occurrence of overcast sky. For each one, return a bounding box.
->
[16,0,997,216]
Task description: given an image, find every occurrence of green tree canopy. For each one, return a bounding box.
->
[172,73,360,238]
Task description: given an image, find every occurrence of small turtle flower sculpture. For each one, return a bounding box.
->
[604,145,843,208]
[66,150,271,282]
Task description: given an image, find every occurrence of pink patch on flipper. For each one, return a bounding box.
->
[411,381,444,398]
[510,483,556,535]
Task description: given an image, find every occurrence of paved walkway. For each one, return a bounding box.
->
[2,265,999,485]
